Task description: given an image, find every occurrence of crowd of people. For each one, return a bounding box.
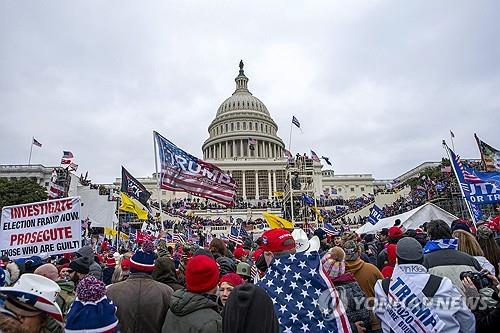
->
[1,214,500,332]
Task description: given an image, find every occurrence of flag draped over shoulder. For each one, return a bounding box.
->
[121,166,151,207]
[257,251,352,333]
[475,134,500,172]
[154,131,237,206]
[119,192,148,220]
[263,212,294,229]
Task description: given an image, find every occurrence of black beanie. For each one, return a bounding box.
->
[69,257,91,274]
[223,284,279,333]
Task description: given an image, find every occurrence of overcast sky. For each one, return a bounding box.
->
[1,0,499,183]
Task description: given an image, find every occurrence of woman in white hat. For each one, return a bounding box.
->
[0,273,63,333]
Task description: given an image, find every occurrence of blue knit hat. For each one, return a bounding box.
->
[130,241,156,273]
[65,275,118,333]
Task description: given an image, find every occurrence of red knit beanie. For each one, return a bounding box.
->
[219,273,244,287]
[106,256,116,267]
[258,229,295,253]
[185,255,220,293]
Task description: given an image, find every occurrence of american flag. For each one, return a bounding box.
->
[310,150,321,163]
[228,225,244,245]
[257,251,352,333]
[322,222,338,237]
[32,137,42,147]
[292,116,301,128]
[455,154,483,184]
[63,151,74,158]
[48,182,65,199]
[1,290,63,326]
[154,131,237,206]
[172,232,186,244]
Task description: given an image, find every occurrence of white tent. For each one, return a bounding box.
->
[356,203,458,234]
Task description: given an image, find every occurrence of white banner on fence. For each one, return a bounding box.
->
[1,197,82,259]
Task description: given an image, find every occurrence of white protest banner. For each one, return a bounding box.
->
[1,197,82,259]
[383,265,445,333]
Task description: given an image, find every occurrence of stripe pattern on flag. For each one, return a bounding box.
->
[154,131,236,206]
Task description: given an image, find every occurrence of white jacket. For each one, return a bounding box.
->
[374,264,475,333]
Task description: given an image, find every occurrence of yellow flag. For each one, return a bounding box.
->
[104,227,117,237]
[311,206,324,222]
[263,212,294,229]
[119,192,148,220]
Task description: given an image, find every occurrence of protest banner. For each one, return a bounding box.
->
[1,197,82,259]
[383,265,445,333]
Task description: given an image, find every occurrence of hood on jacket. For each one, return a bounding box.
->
[152,257,180,286]
[345,258,365,273]
[169,289,218,317]
[77,246,95,264]
[56,280,75,293]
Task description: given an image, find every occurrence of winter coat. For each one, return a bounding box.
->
[162,289,222,333]
[55,280,75,316]
[333,272,371,332]
[474,255,496,274]
[467,287,500,332]
[152,256,183,291]
[374,264,475,333]
[423,248,482,288]
[346,258,383,331]
[102,266,115,285]
[76,246,102,280]
[106,272,173,333]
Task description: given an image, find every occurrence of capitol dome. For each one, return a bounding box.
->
[202,61,285,161]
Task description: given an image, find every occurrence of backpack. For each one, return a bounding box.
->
[381,274,443,298]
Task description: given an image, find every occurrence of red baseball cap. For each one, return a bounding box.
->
[388,226,403,240]
[257,229,295,253]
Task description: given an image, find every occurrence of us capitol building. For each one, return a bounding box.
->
[0,61,383,222]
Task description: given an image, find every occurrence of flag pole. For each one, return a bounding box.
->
[28,137,34,165]
[153,131,165,231]
[442,141,477,227]
[288,120,293,152]
[450,130,456,152]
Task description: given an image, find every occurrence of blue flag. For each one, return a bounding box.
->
[448,146,500,205]
[301,194,315,206]
[368,204,384,225]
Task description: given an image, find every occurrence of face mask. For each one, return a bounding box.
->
[255,253,268,272]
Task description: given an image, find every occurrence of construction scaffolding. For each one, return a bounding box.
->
[282,157,321,230]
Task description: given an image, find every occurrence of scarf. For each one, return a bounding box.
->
[422,238,458,254]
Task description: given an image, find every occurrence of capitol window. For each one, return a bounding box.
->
[260,123,263,131]
[243,122,246,130]
[249,122,253,130]
[237,122,240,130]
[231,123,234,131]
[225,124,228,132]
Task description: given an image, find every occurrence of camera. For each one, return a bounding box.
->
[460,271,491,290]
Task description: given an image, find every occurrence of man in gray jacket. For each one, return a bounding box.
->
[374,237,475,333]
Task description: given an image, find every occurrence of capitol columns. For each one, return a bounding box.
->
[255,170,259,199]
[240,140,243,158]
[268,170,272,200]
[232,140,236,158]
[272,170,277,194]
[242,171,246,199]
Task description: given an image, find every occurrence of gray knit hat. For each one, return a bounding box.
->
[396,237,423,262]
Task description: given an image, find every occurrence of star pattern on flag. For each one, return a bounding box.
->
[257,251,352,333]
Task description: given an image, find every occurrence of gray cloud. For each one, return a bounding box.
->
[1,0,499,182]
